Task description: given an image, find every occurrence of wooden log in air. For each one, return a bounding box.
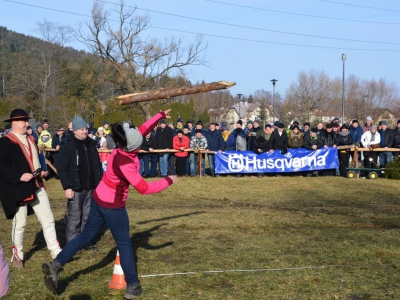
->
[116,81,236,105]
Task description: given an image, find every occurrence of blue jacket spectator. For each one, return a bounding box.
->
[204,124,225,151]
[349,120,364,146]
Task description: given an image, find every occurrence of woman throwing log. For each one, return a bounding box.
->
[42,109,177,299]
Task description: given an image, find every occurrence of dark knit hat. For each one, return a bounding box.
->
[177,118,183,123]
[311,127,318,133]
[256,136,265,144]
[186,120,193,125]
[195,129,202,134]
[237,120,243,126]
[341,124,349,130]
[42,119,49,125]
[196,120,203,125]
[326,123,333,129]
[352,119,359,124]
[274,121,280,127]
[159,119,166,125]
[304,122,311,127]
[278,123,285,129]
[381,120,388,125]
[247,120,253,125]
[332,123,339,128]
[177,129,183,134]
[4,109,31,122]
[253,119,260,124]
[265,124,272,128]
[292,125,299,131]
[397,119,400,124]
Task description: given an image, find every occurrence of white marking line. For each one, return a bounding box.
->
[140,265,346,278]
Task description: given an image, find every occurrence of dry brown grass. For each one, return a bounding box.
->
[1,176,400,299]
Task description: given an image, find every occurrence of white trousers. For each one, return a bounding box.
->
[11,187,61,260]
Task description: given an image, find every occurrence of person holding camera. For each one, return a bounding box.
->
[0,109,61,268]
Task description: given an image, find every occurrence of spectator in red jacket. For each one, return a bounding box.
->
[173,130,190,176]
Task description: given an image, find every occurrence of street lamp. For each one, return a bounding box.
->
[341,54,346,125]
[237,93,242,123]
[363,94,368,117]
[270,79,278,123]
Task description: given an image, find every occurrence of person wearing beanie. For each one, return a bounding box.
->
[362,116,373,133]
[173,129,190,176]
[349,119,363,147]
[189,127,208,176]
[236,119,243,127]
[204,122,224,177]
[361,125,381,169]
[42,109,178,299]
[303,127,324,151]
[336,123,353,176]
[56,115,102,252]
[140,130,158,178]
[102,120,111,136]
[156,118,174,177]
[186,120,194,134]
[176,118,184,132]
[378,120,393,168]
[0,109,61,268]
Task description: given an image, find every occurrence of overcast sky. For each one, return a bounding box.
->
[1,0,399,98]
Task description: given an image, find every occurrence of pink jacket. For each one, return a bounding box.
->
[0,242,10,298]
[93,112,173,209]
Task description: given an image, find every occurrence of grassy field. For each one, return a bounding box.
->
[1,176,400,300]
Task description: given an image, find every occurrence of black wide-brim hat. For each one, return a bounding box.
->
[4,109,31,122]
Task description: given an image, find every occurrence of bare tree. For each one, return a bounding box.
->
[21,20,73,120]
[285,70,337,122]
[76,1,207,118]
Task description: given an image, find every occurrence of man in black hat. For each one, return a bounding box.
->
[0,109,62,268]
[270,123,288,154]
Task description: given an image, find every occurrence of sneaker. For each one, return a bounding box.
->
[124,283,143,299]
[83,244,99,251]
[42,261,63,294]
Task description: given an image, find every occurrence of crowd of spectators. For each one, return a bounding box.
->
[2,116,400,178]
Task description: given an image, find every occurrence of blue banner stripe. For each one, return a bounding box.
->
[215,148,339,174]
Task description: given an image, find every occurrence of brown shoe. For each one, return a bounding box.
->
[13,258,24,268]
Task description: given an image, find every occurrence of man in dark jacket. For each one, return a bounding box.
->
[304,128,324,150]
[156,119,173,177]
[204,122,225,177]
[140,132,158,178]
[56,116,102,251]
[392,119,400,158]
[378,120,393,168]
[270,123,288,154]
[0,109,61,268]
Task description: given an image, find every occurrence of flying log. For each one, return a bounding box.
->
[116,81,235,105]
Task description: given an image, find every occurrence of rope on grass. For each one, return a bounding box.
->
[139,264,346,278]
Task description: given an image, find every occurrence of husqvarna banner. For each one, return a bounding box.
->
[215,148,339,174]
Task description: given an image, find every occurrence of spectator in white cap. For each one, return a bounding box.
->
[362,116,373,133]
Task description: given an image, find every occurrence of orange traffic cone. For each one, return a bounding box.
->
[108,250,127,289]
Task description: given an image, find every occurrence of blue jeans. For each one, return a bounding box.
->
[185,156,190,175]
[159,153,169,176]
[55,199,139,286]
[189,153,205,176]
[206,153,215,176]
[143,154,158,177]
[379,151,393,168]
